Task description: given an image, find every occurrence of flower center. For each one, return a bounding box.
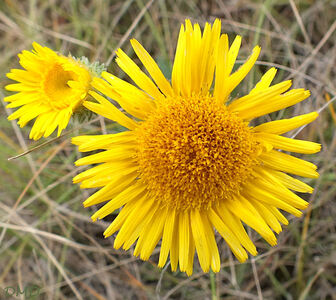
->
[43,63,78,109]
[136,95,262,211]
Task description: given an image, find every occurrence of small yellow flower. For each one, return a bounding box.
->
[73,19,320,275]
[5,42,92,140]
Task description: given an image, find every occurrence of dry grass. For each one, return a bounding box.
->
[0,0,335,299]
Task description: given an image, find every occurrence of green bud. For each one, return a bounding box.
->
[71,55,107,77]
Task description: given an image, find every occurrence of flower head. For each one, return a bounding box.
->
[5,42,92,140]
[73,19,320,275]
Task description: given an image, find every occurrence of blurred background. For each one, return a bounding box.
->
[0,0,335,299]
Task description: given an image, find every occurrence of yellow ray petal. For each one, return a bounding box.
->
[135,207,167,260]
[115,48,164,100]
[222,45,261,101]
[6,69,40,84]
[74,146,135,166]
[92,77,152,120]
[13,105,45,127]
[249,199,282,234]
[178,211,190,272]
[202,213,220,272]
[83,176,136,208]
[72,131,135,152]
[186,228,196,276]
[199,19,221,93]
[208,208,249,262]
[171,24,186,96]
[252,170,309,210]
[183,20,193,97]
[158,209,176,268]
[80,168,138,189]
[73,164,111,184]
[260,150,319,178]
[214,34,229,104]
[227,35,242,75]
[43,111,59,137]
[190,209,211,272]
[7,104,49,121]
[170,212,180,272]
[73,160,137,184]
[253,111,319,134]
[238,196,265,221]
[122,224,144,251]
[86,92,138,130]
[122,203,161,251]
[227,196,277,246]
[239,89,311,120]
[255,132,321,154]
[189,23,202,92]
[103,198,141,238]
[32,42,56,57]
[243,182,303,217]
[267,206,289,225]
[15,113,36,128]
[228,80,292,112]
[216,204,257,256]
[101,72,156,112]
[55,109,72,136]
[4,92,36,103]
[91,182,147,221]
[113,195,154,248]
[18,49,48,74]
[196,22,210,93]
[131,39,173,97]
[249,67,277,95]
[268,170,313,193]
[29,111,55,140]
[5,83,40,92]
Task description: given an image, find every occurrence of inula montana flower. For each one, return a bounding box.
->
[5,42,92,140]
[73,19,320,275]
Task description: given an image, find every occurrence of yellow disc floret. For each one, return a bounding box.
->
[136,94,262,211]
[43,62,77,109]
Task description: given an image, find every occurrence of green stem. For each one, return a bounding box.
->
[210,270,218,300]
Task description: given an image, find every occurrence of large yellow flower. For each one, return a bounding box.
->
[73,19,320,275]
[5,42,92,140]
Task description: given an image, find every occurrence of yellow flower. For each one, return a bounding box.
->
[73,19,320,275]
[5,42,92,140]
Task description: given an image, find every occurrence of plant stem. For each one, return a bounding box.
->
[210,270,218,300]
